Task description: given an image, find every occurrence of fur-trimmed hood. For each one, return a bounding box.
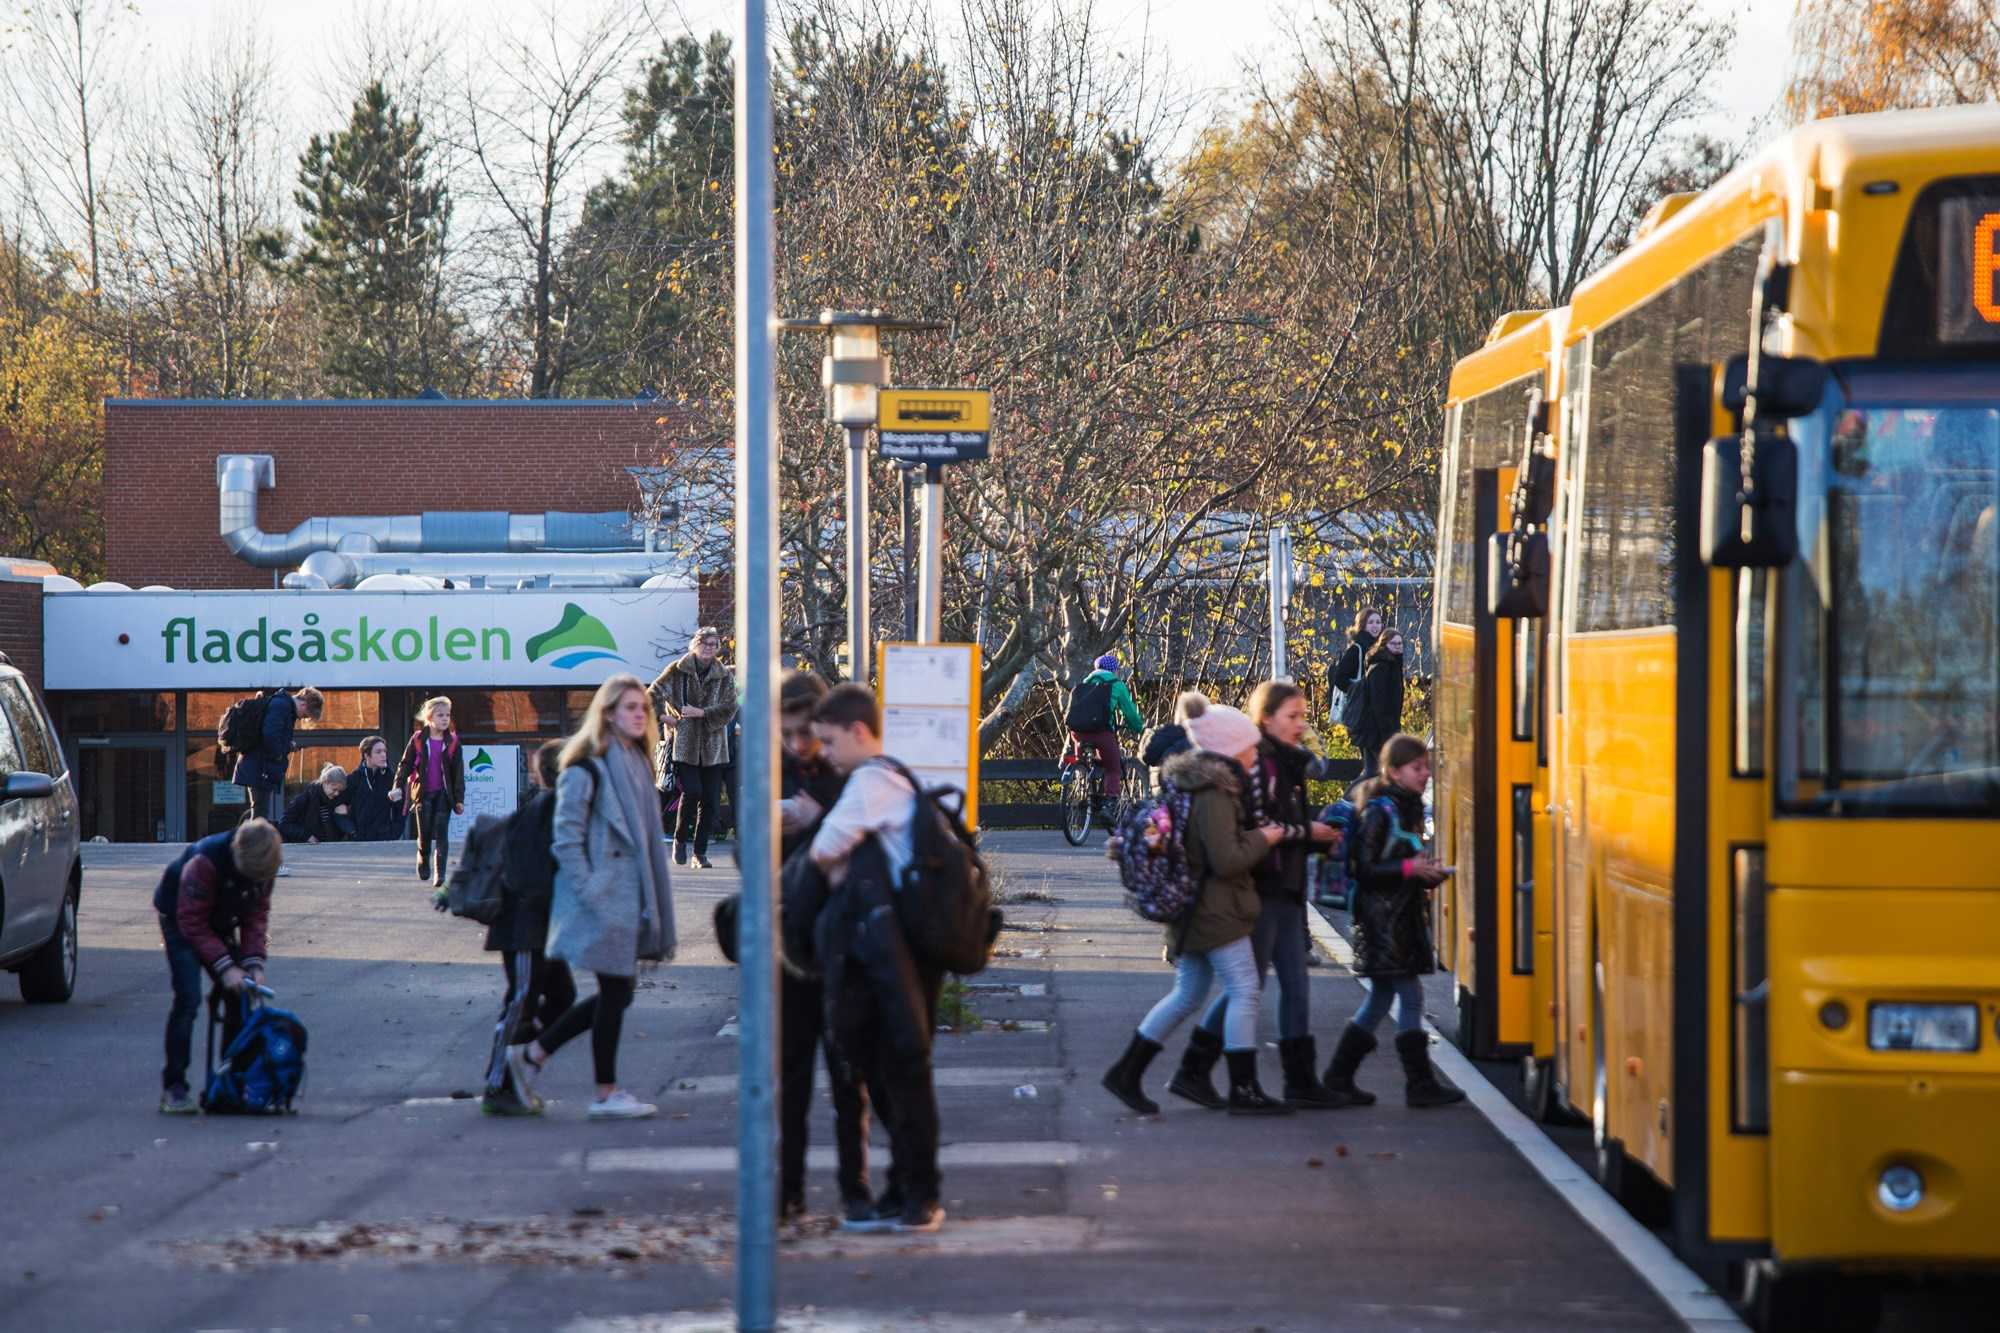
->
[1162,748,1244,797]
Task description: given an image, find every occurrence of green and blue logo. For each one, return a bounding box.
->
[525,603,624,670]
[468,748,496,773]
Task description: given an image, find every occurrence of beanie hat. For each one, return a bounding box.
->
[1094,653,1120,672]
[1184,700,1261,757]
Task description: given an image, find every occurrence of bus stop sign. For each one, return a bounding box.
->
[878,388,991,463]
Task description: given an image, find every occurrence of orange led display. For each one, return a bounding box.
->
[1977,211,2000,323]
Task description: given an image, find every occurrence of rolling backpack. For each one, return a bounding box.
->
[214,691,274,777]
[1108,782,1201,924]
[202,990,308,1115]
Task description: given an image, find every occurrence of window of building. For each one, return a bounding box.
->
[402,689,563,737]
[56,692,178,733]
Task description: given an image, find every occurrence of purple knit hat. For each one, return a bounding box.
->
[1095,653,1121,671]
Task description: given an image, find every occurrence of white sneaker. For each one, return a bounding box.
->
[506,1044,542,1097]
[275,865,292,877]
[587,1090,657,1120]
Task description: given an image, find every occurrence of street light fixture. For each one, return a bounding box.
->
[779,308,945,681]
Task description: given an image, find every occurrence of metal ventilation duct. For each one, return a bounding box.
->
[217,453,639,567]
[295,548,686,589]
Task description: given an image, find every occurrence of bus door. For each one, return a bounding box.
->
[1670,363,1773,1270]
[1448,465,1539,1060]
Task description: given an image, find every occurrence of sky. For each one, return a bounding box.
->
[110,0,1798,156]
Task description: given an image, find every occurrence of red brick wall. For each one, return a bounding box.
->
[105,401,684,590]
[0,577,44,697]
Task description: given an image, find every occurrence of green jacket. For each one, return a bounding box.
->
[1082,669,1144,733]
[1161,749,1267,958]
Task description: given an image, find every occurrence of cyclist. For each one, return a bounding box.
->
[1065,653,1144,822]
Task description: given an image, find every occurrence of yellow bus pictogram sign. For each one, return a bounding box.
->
[879,388,991,433]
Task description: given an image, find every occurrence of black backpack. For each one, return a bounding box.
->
[876,758,1001,976]
[1065,676,1114,733]
[215,691,274,776]
[447,813,511,925]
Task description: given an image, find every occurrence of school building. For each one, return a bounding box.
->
[1,398,714,843]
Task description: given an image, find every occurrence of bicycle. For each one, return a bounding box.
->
[1058,736,1145,846]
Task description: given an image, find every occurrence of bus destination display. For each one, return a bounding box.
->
[1938,197,2000,344]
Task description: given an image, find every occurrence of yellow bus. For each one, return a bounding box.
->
[1434,106,2000,1330]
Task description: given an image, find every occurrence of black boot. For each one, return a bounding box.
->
[1395,1030,1467,1108]
[1166,1027,1226,1110]
[1321,1024,1379,1107]
[1279,1035,1343,1109]
[1225,1049,1293,1116]
[1101,1031,1163,1115]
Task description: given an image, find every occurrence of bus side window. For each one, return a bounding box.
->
[1512,617,1538,742]
[1734,568,1769,776]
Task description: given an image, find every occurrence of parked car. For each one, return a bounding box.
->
[0,663,80,1002]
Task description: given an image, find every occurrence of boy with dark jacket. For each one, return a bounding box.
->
[155,819,284,1113]
[802,683,943,1235]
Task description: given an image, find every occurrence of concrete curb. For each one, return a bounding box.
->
[1303,908,1748,1333]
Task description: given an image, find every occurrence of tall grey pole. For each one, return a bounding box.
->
[1269,523,1291,682]
[846,426,872,679]
[732,0,779,1327]
[918,463,944,643]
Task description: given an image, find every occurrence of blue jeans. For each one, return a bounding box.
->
[160,913,237,1091]
[1351,974,1425,1034]
[1196,895,1311,1041]
[1138,935,1260,1052]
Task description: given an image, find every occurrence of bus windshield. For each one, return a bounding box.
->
[1779,363,2000,815]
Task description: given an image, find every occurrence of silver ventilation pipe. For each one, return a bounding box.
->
[217,453,641,567]
[297,549,688,589]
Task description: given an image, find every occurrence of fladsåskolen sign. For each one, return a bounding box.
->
[43,588,700,690]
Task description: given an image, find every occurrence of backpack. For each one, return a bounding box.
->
[447,813,511,924]
[1108,782,1201,924]
[1065,676,1114,733]
[876,758,1001,976]
[202,993,308,1115]
[1310,795,1416,911]
[215,691,274,776]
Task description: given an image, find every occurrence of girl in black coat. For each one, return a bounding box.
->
[483,740,577,1116]
[1318,732,1465,1109]
[1330,606,1382,703]
[1352,627,1407,779]
[343,736,404,841]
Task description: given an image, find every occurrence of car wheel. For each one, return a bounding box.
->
[20,888,78,1003]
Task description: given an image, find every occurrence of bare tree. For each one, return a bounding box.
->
[464,0,647,397]
[0,0,128,297]
[124,20,291,396]
[1789,0,2000,117]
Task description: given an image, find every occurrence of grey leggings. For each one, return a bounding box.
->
[1137,936,1261,1052]
[1351,974,1425,1034]
[1195,895,1311,1041]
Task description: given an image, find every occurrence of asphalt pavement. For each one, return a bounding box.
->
[0,831,1692,1333]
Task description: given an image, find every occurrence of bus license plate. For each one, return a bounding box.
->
[1868,1002,1980,1053]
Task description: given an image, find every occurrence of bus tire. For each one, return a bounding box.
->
[1521,1055,1581,1125]
[1455,985,1478,1054]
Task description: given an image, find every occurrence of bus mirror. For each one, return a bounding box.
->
[1720,353,1828,421]
[1701,430,1798,568]
[1487,530,1549,618]
[1513,448,1557,525]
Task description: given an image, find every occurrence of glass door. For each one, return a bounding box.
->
[72,739,178,843]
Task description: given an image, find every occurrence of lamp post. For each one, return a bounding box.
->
[1269,523,1295,683]
[779,309,943,680]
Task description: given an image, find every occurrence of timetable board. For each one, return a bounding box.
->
[877,642,982,829]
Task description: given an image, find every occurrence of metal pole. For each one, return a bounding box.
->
[845,426,871,680]
[733,0,779,1326]
[1269,523,1290,682]
[901,465,918,641]
[918,463,944,644]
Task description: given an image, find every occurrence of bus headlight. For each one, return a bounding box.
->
[1878,1164,1924,1212]
[1868,1002,1980,1053]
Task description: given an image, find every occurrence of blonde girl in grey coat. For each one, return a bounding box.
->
[508,674,675,1120]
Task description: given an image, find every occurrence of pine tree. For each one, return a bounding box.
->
[284,81,454,396]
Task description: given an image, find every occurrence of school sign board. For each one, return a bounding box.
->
[461,745,521,825]
[42,588,701,690]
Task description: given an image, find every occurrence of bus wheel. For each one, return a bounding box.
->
[1741,1263,1883,1333]
[1521,1055,1581,1125]
[1455,986,1478,1054]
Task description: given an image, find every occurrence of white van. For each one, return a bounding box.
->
[0,663,81,1001]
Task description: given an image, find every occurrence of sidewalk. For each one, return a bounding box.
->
[0,834,1692,1333]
